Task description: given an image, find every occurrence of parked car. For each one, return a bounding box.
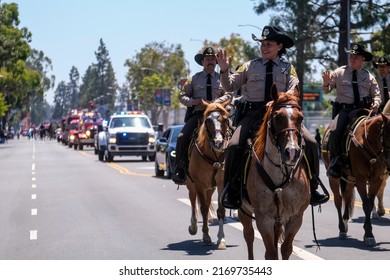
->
[155,124,184,178]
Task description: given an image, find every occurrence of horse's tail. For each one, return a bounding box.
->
[195,193,217,223]
[274,188,285,248]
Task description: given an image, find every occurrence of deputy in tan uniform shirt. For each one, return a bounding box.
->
[217,25,328,209]
[372,56,390,112]
[322,43,381,178]
[172,47,230,185]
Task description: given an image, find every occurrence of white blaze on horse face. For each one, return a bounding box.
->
[286,107,299,162]
[210,111,224,148]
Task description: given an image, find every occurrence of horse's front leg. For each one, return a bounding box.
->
[216,196,226,250]
[199,188,213,245]
[281,214,304,260]
[238,209,254,260]
[373,175,387,218]
[355,180,376,246]
[187,183,198,236]
[330,178,347,239]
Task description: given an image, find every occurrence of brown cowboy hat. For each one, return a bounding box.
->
[373,56,390,68]
[251,26,294,48]
[194,47,217,66]
[344,43,373,61]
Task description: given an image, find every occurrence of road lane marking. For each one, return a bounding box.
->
[30,230,38,240]
[106,162,152,177]
[177,198,324,260]
[32,177,36,181]
[31,194,36,200]
[32,184,36,188]
[31,209,37,216]
[32,163,35,171]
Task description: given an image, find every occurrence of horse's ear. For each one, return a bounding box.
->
[201,99,209,107]
[271,83,278,101]
[221,99,231,108]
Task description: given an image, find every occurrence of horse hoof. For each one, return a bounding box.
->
[371,211,380,219]
[203,237,212,246]
[378,208,385,217]
[188,225,197,236]
[339,232,347,240]
[217,240,226,250]
[364,236,376,246]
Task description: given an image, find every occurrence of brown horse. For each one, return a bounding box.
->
[322,109,390,246]
[239,85,310,259]
[186,99,231,249]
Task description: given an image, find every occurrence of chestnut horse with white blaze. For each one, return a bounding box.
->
[239,85,310,259]
[186,99,231,249]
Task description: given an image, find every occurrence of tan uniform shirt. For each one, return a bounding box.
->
[220,56,299,102]
[376,74,390,106]
[322,65,381,107]
[179,70,230,109]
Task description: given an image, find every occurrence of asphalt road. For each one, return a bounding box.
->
[0,137,389,260]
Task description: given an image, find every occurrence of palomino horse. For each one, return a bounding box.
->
[239,85,310,259]
[322,109,390,246]
[186,99,231,249]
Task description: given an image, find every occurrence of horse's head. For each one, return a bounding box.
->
[267,85,303,166]
[199,99,230,152]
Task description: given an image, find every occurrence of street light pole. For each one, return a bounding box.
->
[237,24,262,31]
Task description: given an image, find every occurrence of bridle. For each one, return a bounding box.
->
[267,102,304,171]
[252,101,305,190]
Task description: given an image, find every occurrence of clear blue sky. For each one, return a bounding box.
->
[5,0,270,104]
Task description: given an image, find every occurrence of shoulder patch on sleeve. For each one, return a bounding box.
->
[290,65,298,78]
[236,63,248,73]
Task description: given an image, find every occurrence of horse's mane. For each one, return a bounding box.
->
[197,103,228,149]
[253,93,300,160]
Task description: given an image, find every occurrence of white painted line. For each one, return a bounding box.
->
[30,230,38,240]
[32,177,36,181]
[31,194,37,200]
[177,197,324,260]
[31,209,37,216]
[32,163,35,171]
[32,184,36,189]
[32,172,35,175]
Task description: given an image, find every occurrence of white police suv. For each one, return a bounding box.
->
[96,111,156,162]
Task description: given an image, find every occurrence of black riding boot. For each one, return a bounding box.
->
[327,132,341,178]
[221,145,245,209]
[172,134,187,185]
[304,138,329,206]
[310,178,329,206]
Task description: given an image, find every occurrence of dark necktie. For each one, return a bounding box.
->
[264,61,273,102]
[352,70,360,106]
[383,78,389,105]
[206,74,212,101]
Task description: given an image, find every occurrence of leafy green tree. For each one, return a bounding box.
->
[52,81,69,120]
[68,66,80,109]
[78,39,117,118]
[124,41,188,125]
[0,1,34,127]
[0,1,31,71]
[252,0,390,87]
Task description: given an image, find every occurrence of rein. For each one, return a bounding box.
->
[190,111,228,188]
[349,114,387,167]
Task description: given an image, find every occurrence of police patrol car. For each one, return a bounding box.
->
[96,111,156,162]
